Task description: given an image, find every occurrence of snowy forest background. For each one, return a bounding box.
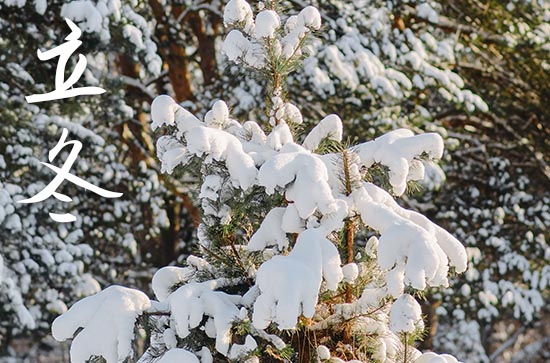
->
[0,0,549,362]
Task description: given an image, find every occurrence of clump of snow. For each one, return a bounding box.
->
[156,136,190,174]
[355,129,444,196]
[416,3,439,24]
[157,348,200,363]
[168,282,241,356]
[52,286,151,363]
[389,294,424,333]
[187,126,257,189]
[247,207,288,251]
[34,0,46,14]
[228,335,258,360]
[151,95,180,130]
[223,30,244,59]
[414,352,464,363]
[342,263,359,283]
[254,10,280,39]
[73,273,101,297]
[252,228,343,329]
[303,114,343,151]
[317,345,331,360]
[151,95,258,189]
[353,182,467,295]
[61,2,103,33]
[266,123,293,150]
[152,266,195,301]
[284,103,303,124]
[224,0,254,33]
[298,6,322,30]
[204,100,230,129]
[258,151,337,219]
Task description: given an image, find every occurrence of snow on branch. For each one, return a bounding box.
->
[355,128,444,196]
[152,95,257,189]
[51,286,151,363]
[168,282,241,356]
[252,228,343,330]
[156,348,200,363]
[353,182,466,296]
[258,150,338,219]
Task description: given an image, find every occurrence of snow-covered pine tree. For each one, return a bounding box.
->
[49,2,469,363]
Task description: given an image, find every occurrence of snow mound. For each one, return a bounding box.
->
[254,10,280,39]
[353,182,466,295]
[168,282,241,356]
[389,294,424,333]
[253,228,343,329]
[414,352,464,363]
[258,151,337,218]
[224,0,254,33]
[52,286,151,363]
[303,114,343,151]
[152,266,195,301]
[157,348,200,363]
[355,129,444,195]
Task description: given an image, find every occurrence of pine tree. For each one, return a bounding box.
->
[49,2,469,363]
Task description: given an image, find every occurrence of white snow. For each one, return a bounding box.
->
[252,228,343,329]
[281,204,305,233]
[266,123,293,150]
[342,263,359,283]
[258,151,337,219]
[204,100,230,129]
[223,30,251,62]
[224,0,254,33]
[152,266,195,301]
[34,0,46,14]
[351,182,467,294]
[247,207,288,251]
[284,103,303,124]
[73,273,101,297]
[51,286,151,363]
[228,335,258,360]
[123,24,144,49]
[61,1,103,33]
[254,10,280,39]
[150,95,180,130]
[152,96,258,189]
[297,6,322,30]
[414,352,464,363]
[416,3,439,24]
[157,348,200,363]
[355,129,444,196]
[317,345,331,360]
[302,114,343,151]
[168,282,241,356]
[389,294,424,333]
[186,127,257,189]
[156,136,190,174]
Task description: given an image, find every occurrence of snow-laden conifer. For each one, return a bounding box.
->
[50,2,469,362]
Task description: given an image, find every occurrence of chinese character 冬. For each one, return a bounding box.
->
[17,128,122,222]
[25,18,105,103]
